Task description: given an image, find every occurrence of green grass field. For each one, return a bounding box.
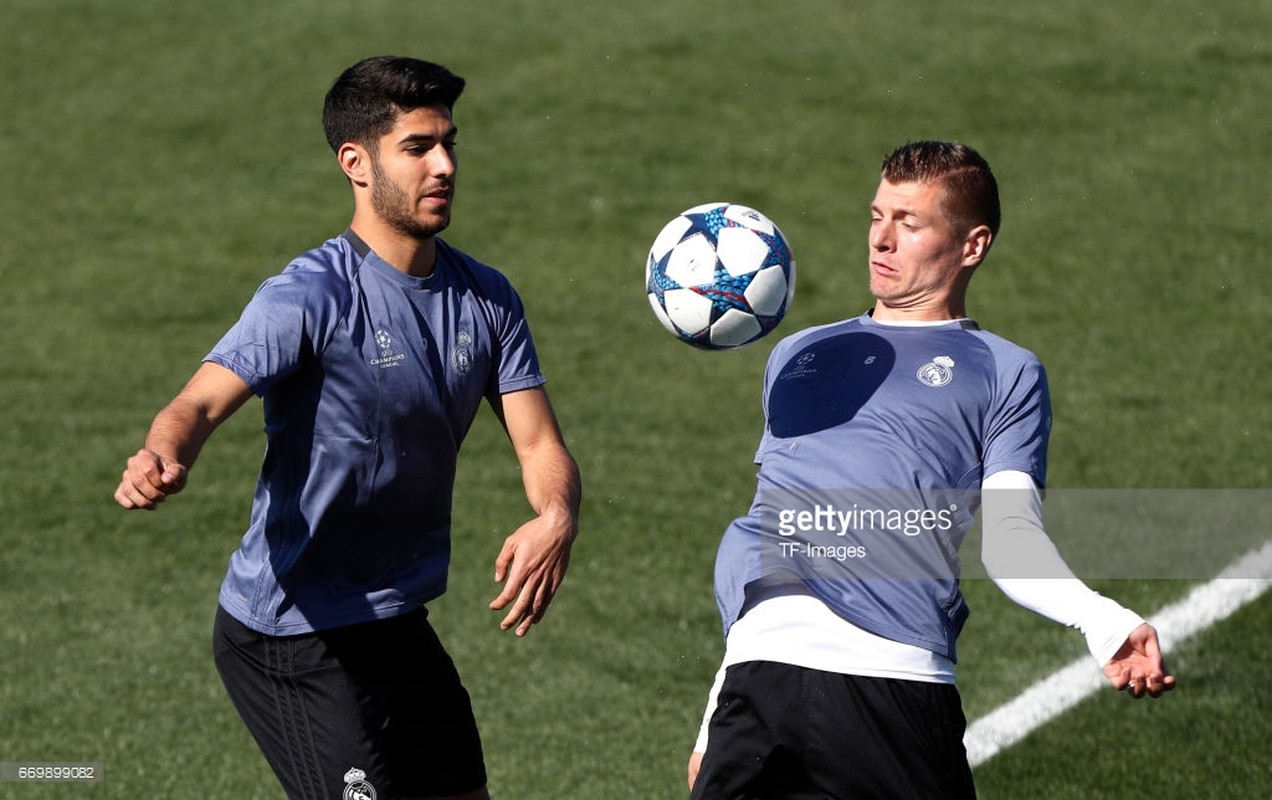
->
[2,0,1269,797]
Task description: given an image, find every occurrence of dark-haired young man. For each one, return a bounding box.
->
[115,56,581,800]
[687,141,1173,798]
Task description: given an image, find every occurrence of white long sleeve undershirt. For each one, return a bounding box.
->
[979,469,1144,665]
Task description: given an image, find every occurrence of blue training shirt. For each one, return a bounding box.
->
[713,313,1051,661]
[207,232,545,635]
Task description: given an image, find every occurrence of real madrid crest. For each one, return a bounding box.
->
[450,330,474,375]
[343,767,377,800]
[916,355,955,387]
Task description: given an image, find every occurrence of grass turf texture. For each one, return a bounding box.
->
[1,0,1268,796]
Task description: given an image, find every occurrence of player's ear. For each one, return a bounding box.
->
[962,224,993,267]
[338,143,371,187]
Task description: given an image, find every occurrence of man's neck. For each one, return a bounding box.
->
[349,216,438,278]
[870,301,966,323]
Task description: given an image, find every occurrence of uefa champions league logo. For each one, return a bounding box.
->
[779,351,818,381]
[370,329,406,368]
[916,355,955,387]
[375,330,393,358]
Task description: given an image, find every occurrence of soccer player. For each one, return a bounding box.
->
[687,141,1174,798]
[114,56,581,800]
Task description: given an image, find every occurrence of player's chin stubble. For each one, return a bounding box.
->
[369,157,451,239]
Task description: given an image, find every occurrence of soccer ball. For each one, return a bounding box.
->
[646,202,796,350]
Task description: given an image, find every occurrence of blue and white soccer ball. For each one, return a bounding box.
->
[646,202,796,350]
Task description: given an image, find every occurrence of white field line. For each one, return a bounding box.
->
[965,540,1272,768]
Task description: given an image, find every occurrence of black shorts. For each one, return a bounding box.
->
[691,661,976,800]
[212,605,486,799]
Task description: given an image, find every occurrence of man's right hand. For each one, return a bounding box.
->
[114,449,188,510]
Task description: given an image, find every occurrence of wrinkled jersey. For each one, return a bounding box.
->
[209,232,544,634]
[713,313,1050,660]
